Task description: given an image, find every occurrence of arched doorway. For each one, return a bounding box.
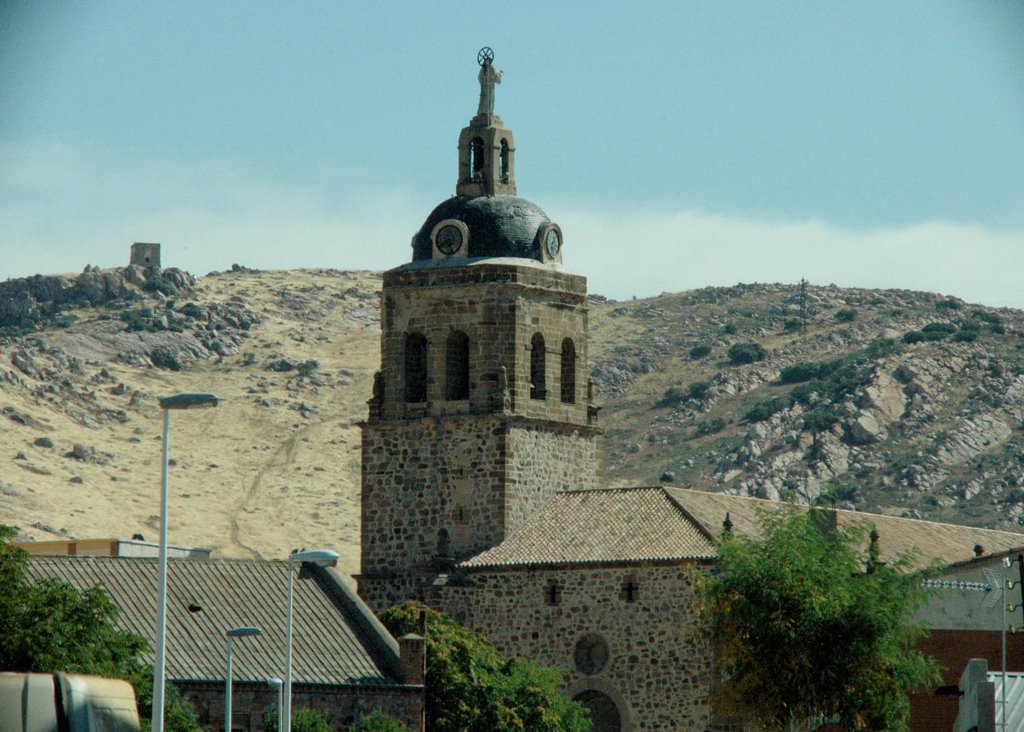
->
[573,690,621,732]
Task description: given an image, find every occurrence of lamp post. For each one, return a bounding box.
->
[283,549,339,732]
[266,678,283,732]
[225,626,261,732]
[153,392,220,732]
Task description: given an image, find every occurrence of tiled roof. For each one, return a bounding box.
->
[25,557,399,687]
[460,487,1024,571]
[461,487,717,568]
[665,488,1024,571]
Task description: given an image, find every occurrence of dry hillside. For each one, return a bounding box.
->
[3,266,1024,574]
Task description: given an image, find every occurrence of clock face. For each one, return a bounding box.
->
[436,225,463,255]
[545,228,561,258]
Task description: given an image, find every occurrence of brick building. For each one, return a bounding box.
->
[26,557,425,731]
[357,51,1024,731]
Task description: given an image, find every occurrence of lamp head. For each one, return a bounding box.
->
[227,626,262,638]
[159,392,220,410]
[289,549,339,567]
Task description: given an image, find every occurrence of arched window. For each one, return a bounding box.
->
[530,333,546,400]
[561,338,576,404]
[446,331,470,400]
[471,137,484,179]
[500,139,510,181]
[404,333,427,403]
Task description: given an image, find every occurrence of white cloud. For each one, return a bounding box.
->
[3,138,1023,310]
[554,204,1024,308]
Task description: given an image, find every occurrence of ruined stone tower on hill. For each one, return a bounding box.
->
[358,49,603,611]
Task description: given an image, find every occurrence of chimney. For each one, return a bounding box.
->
[398,634,426,686]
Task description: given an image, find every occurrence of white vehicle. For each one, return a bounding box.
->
[0,673,140,732]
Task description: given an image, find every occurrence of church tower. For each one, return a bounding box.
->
[359,50,603,611]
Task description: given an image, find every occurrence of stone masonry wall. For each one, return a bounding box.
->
[377,261,591,426]
[431,563,714,731]
[177,680,424,732]
[505,420,602,534]
[360,414,601,613]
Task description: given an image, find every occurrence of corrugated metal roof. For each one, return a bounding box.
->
[25,557,398,687]
[461,486,717,568]
[989,671,1024,730]
[459,487,1024,571]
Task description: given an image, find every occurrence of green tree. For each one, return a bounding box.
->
[350,711,407,731]
[380,601,590,732]
[262,708,331,732]
[0,525,200,732]
[691,510,939,731]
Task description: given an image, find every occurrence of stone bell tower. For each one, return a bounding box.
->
[358,49,603,612]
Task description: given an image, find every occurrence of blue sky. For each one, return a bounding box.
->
[2,1,1023,305]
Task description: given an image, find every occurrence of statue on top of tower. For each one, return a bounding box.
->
[476,47,502,117]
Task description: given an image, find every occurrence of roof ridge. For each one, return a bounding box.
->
[661,487,718,544]
[665,487,1024,539]
[558,485,665,496]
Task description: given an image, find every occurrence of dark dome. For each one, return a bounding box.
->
[411,196,550,261]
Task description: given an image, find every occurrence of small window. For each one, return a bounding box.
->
[560,338,576,404]
[446,331,470,400]
[620,575,639,603]
[404,333,427,403]
[545,581,562,606]
[530,333,546,400]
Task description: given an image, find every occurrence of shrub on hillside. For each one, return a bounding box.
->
[920,322,957,341]
[179,302,204,319]
[143,273,178,297]
[745,397,786,423]
[902,330,924,344]
[120,308,154,332]
[833,309,857,323]
[865,337,897,359]
[689,344,712,360]
[696,417,727,436]
[657,386,686,408]
[687,381,712,401]
[658,382,710,407]
[728,342,766,365]
[780,359,842,385]
[952,321,981,342]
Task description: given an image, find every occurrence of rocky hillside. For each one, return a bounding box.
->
[2,266,1023,573]
[0,265,380,573]
[592,283,1024,532]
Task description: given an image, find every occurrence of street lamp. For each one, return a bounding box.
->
[266,678,283,732]
[283,549,339,732]
[225,626,262,732]
[152,392,220,732]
